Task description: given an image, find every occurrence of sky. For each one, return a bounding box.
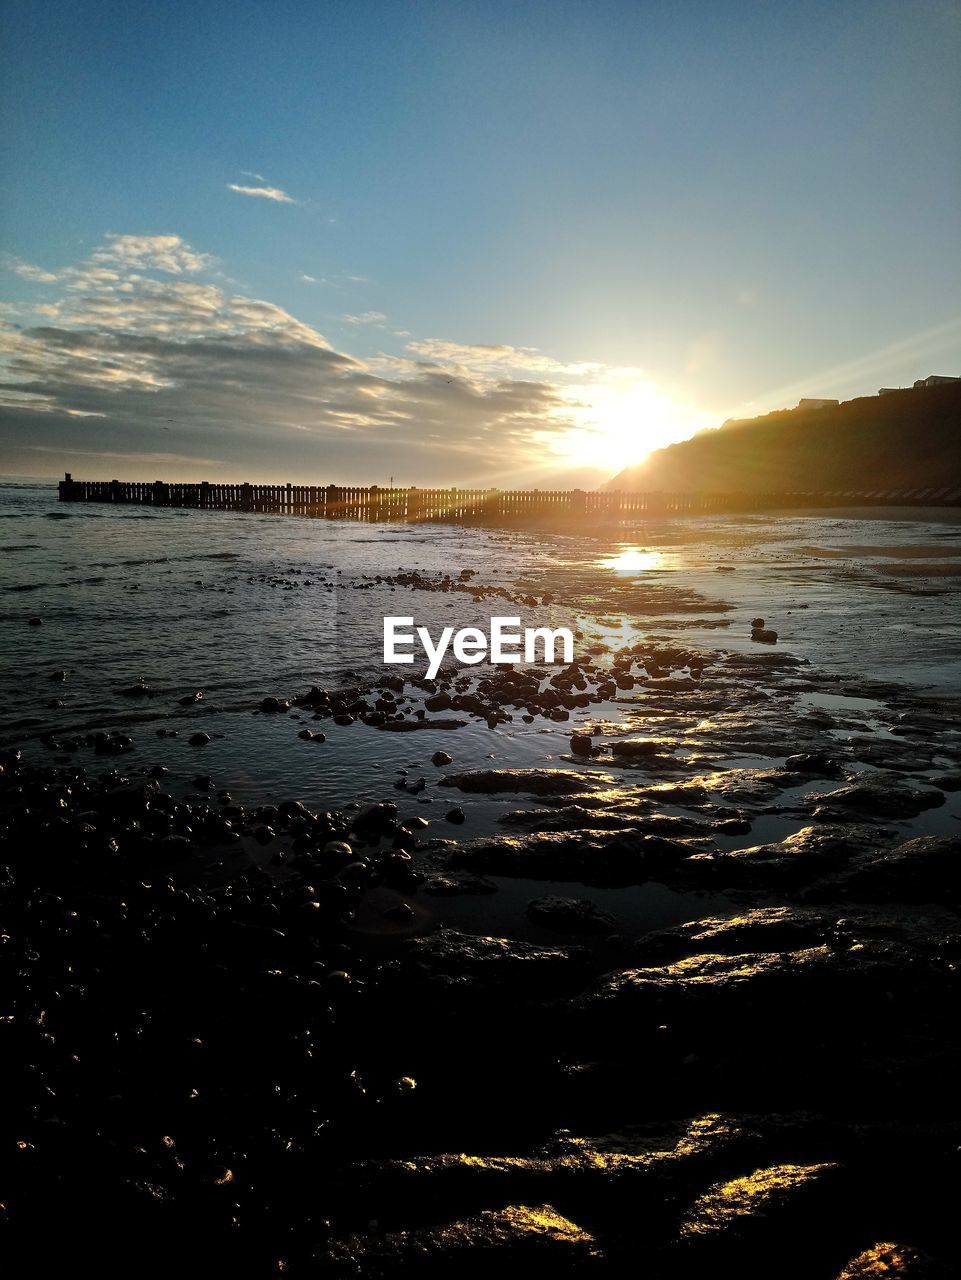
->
[1,0,960,486]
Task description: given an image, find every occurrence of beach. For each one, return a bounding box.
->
[9,480,961,1275]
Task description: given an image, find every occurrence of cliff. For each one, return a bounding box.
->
[608,382,961,494]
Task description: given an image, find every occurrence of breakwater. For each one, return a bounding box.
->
[56,473,961,520]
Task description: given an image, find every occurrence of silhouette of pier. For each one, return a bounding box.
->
[57,473,961,522]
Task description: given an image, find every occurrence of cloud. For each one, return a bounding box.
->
[301,271,369,288]
[405,338,604,379]
[343,311,387,326]
[0,232,589,483]
[91,234,215,275]
[1,255,60,284]
[227,183,296,204]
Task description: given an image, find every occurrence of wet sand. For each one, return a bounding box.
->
[9,489,961,1275]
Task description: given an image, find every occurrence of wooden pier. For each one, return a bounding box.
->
[56,473,961,522]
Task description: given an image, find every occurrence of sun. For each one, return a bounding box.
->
[548,378,709,472]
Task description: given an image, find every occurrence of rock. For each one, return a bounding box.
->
[570,733,593,756]
[293,685,330,707]
[834,1242,952,1278]
[807,836,961,904]
[526,896,618,935]
[440,770,587,796]
[258,696,290,713]
[715,817,752,834]
[677,1161,846,1274]
[90,778,160,816]
[401,928,589,997]
[377,718,467,731]
[633,907,835,962]
[610,737,675,759]
[813,783,945,819]
[568,926,958,1073]
[445,807,467,824]
[118,681,153,697]
[684,825,869,890]
[423,873,497,895]
[446,828,699,886]
[751,627,778,644]
[352,802,398,839]
[188,732,211,746]
[323,1204,603,1273]
[783,752,842,777]
[323,840,356,862]
[431,750,454,766]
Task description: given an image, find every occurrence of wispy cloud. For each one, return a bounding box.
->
[343,311,387,326]
[1,254,60,284]
[302,271,369,289]
[227,183,296,204]
[406,338,603,378]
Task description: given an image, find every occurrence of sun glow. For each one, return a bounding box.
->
[550,378,709,472]
[599,547,667,573]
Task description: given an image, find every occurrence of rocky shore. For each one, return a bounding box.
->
[12,603,961,1276]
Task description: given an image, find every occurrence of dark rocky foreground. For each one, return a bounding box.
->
[11,636,961,1277]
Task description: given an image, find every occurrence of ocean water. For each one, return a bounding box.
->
[5,478,961,942]
[3,479,961,818]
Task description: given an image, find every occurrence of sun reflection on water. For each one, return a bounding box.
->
[599,547,667,573]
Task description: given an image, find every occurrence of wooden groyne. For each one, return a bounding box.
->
[57,473,961,522]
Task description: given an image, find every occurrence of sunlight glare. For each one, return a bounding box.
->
[549,377,709,472]
[600,547,666,573]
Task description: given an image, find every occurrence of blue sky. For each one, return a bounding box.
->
[1,0,960,483]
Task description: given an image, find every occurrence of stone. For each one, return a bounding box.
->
[258,695,290,713]
[423,873,497,895]
[526,896,618,935]
[440,769,587,796]
[323,1204,603,1273]
[813,783,945,819]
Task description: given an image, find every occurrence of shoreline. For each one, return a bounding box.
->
[15,608,961,1272]
[9,484,961,1273]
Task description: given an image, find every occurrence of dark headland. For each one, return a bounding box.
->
[610,381,961,496]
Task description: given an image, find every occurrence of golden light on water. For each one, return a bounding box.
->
[590,613,643,650]
[600,547,667,573]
